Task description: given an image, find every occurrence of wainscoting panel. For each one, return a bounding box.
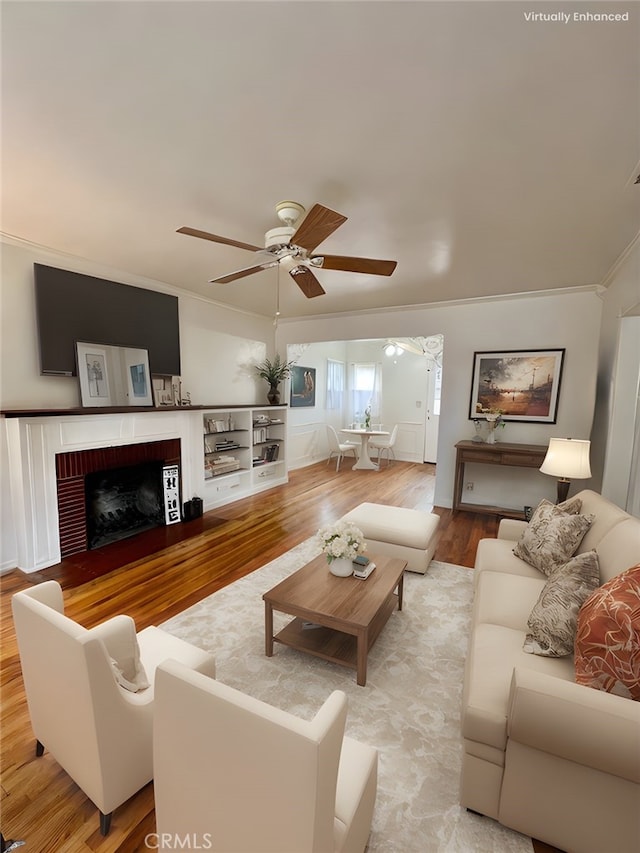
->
[58,418,126,446]
[288,423,326,470]
[395,422,424,463]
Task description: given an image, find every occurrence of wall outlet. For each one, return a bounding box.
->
[466,482,474,491]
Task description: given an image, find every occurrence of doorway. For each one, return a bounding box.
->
[285,335,443,470]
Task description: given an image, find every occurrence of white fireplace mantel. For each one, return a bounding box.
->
[5,410,200,572]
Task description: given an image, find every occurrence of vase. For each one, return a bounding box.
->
[486,429,496,444]
[267,385,280,405]
[329,557,353,577]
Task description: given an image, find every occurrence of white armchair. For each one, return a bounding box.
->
[11,580,216,835]
[153,659,378,853]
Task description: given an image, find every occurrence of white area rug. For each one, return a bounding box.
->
[161,538,533,853]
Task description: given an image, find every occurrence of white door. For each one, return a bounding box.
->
[423,360,441,463]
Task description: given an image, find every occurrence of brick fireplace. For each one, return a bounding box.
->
[5,410,197,573]
[56,439,181,557]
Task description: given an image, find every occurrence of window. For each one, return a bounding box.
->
[350,362,382,423]
[326,359,345,410]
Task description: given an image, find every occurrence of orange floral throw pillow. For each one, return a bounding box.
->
[574,565,640,701]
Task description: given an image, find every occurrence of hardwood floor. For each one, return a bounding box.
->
[1,461,555,852]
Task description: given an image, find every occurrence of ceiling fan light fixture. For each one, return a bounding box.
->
[275,200,305,227]
[265,225,296,249]
[384,343,404,357]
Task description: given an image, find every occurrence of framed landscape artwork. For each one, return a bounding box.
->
[290,365,316,408]
[469,349,565,423]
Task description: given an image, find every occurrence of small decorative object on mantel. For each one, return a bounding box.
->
[254,354,294,405]
[162,465,181,525]
[317,520,366,577]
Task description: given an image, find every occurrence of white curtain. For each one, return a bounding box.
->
[349,362,382,424]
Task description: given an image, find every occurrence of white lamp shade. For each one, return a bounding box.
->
[540,438,592,479]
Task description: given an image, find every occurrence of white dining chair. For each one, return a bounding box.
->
[326,425,358,471]
[369,424,398,466]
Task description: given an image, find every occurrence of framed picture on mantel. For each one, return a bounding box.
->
[469,348,565,423]
[77,343,112,406]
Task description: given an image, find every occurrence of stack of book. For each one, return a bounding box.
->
[204,456,241,479]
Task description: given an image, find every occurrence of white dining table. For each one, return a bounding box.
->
[340,428,389,471]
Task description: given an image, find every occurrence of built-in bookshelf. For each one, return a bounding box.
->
[202,405,287,506]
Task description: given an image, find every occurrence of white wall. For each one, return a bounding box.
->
[276,288,603,512]
[286,340,348,468]
[591,239,640,510]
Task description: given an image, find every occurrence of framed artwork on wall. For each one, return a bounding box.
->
[290,365,316,408]
[469,348,565,423]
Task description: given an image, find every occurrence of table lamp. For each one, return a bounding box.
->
[540,438,592,503]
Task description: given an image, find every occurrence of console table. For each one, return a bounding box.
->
[453,440,547,520]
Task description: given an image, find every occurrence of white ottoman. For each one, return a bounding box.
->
[341,502,440,574]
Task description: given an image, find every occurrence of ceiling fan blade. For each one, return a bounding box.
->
[289,266,326,298]
[291,204,347,252]
[209,259,278,284]
[177,226,262,253]
[313,254,397,276]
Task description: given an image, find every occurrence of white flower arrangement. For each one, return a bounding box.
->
[479,407,505,429]
[317,520,366,563]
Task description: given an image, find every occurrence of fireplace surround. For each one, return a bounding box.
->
[4,410,196,572]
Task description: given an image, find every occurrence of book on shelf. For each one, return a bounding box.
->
[253,426,269,443]
[264,443,279,462]
[214,441,240,451]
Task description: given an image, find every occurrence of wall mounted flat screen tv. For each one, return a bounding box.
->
[34,264,181,377]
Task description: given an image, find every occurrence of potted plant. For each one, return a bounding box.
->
[255,354,294,405]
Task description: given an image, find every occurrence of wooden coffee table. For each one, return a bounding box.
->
[263,553,406,686]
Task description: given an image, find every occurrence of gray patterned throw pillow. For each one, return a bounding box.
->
[524,550,600,657]
[513,500,593,576]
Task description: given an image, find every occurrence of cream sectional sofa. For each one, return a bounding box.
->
[460,490,640,853]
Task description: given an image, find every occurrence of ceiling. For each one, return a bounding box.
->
[2,1,639,320]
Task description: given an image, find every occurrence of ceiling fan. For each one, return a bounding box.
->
[177,201,397,298]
